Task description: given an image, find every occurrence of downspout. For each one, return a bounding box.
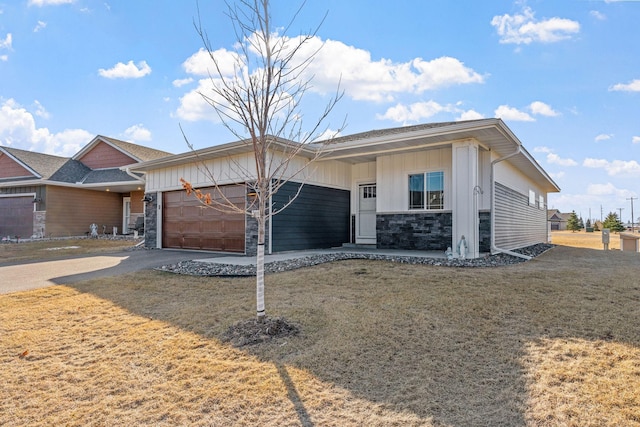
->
[124,166,145,185]
[490,146,532,260]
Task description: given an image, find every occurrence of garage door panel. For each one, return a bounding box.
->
[0,196,33,237]
[162,185,245,252]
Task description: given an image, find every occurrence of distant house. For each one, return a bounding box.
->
[130,119,560,259]
[0,136,171,239]
[548,209,568,231]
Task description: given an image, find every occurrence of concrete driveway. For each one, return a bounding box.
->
[0,249,212,295]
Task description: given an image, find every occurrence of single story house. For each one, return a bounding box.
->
[129,119,560,259]
[0,136,171,239]
[547,209,570,231]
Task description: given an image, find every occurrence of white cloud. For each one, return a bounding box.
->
[33,21,47,32]
[0,55,7,62]
[98,60,151,79]
[457,109,485,121]
[547,152,577,166]
[28,0,75,5]
[175,78,222,122]
[491,7,580,45]
[495,105,535,121]
[376,101,453,123]
[587,182,635,199]
[122,124,151,142]
[33,100,50,119]
[172,77,194,88]
[183,48,239,77]
[533,146,552,153]
[633,136,640,144]
[529,101,559,117]
[0,33,12,50]
[590,10,607,20]
[595,133,613,142]
[313,128,342,142]
[584,157,640,176]
[0,98,91,156]
[610,79,640,92]
[549,171,565,180]
[179,35,485,110]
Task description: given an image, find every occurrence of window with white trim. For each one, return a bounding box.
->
[539,195,545,210]
[529,190,536,207]
[409,171,444,210]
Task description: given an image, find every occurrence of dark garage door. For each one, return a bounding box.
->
[0,196,33,238]
[162,185,245,252]
[271,182,350,252]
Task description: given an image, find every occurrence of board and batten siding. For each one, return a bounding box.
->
[144,152,351,193]
[376,148,452,213]
[494,182,547,250]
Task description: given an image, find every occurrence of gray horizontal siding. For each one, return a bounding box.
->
[494,182,547,250]
[271,182,350,252]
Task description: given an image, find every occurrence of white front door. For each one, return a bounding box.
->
[123,197,131,234]
[357,184,376,244]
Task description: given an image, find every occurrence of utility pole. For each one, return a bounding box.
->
[628,197,637,233]
[618,207,624,224]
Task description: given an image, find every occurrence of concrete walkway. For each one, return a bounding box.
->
[0,249,209,295]
[0,247,446,295]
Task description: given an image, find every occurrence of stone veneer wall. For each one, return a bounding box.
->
[33,211,46,238]
[479,210,491,253]
[144,193,157,248]
[377,212,453,251]
[245,212,269,256]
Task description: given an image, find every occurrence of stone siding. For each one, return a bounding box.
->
[144,193,157,248]
[377,212,453,251]
[479,210,491,253]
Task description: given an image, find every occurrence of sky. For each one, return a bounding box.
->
[1,0,639,223]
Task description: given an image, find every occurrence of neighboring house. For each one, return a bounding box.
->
[130,119,560,259]
[547,210,579,231]
[547,209,570,231]
[0,136,171,239]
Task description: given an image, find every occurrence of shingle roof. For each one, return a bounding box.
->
[316,120,487,145]
[48,159,92,183]
[81,168,141,184]
[1,147,69,179]
[99,136,173,162]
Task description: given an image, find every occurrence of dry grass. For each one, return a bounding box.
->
[550,229,629,250]
[0,238,139,264]
[1,242,639,425]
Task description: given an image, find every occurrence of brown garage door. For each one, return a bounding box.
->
[162,185,246,252]
[0,196,34,238]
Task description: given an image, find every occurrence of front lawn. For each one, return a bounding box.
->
[1,245,639,426]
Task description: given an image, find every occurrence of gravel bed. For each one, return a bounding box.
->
[157,243,554,277]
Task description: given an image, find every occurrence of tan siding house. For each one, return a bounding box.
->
[0,135,172,239]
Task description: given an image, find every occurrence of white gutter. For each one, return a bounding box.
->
[123,165,145,184]
[490,146,532,261]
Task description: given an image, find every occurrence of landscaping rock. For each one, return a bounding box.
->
[158,243,554,277]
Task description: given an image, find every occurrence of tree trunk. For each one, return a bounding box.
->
[255,190,267,322]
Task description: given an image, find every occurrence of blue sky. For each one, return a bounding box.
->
[1,0,639,223]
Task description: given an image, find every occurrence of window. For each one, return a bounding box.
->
[539,195,545,210]
[529,190,536,207]
[361,185,376,199]
[409,171,444,210]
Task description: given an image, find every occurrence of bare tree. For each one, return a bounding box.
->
[181,0,344,322]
